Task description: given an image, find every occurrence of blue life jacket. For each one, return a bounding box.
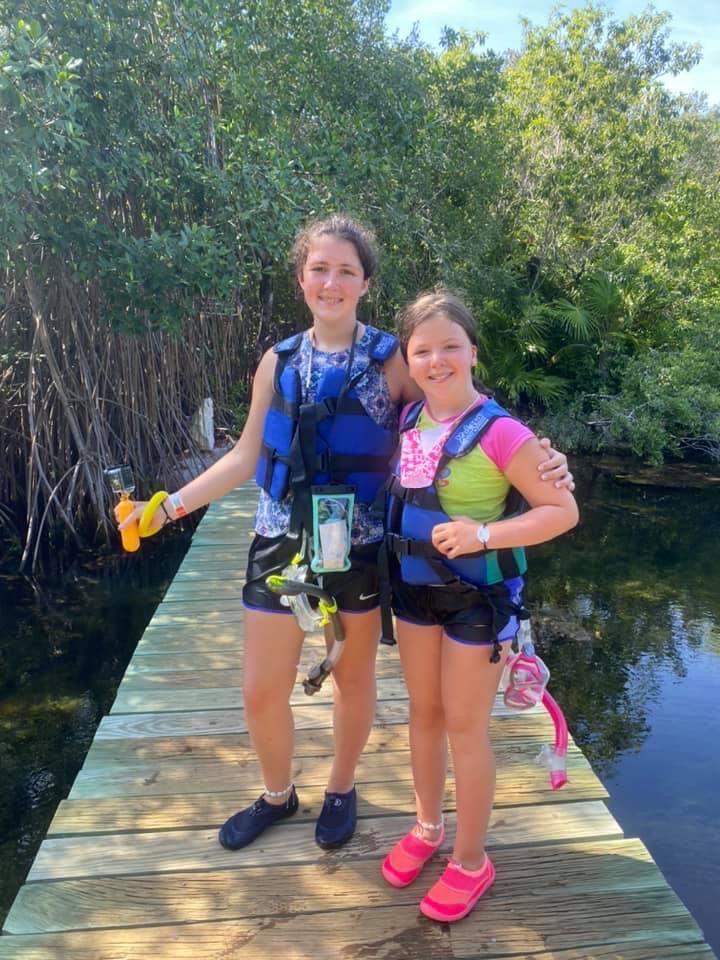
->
[385,398,527,589]
[255,326,399,534]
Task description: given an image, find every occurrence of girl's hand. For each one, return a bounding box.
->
[537,438,574,491]
[114,500,168,536]
[431,516,481,559]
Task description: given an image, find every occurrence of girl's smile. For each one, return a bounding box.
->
[406,314,478,412]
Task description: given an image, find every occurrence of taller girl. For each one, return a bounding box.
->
[194,215,416,850]
[123,217,572,852]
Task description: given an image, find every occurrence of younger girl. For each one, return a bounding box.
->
[380,290,578,922]
[120,221,573,854]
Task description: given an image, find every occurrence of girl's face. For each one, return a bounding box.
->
[297,234,369,326]
[405,313,477,398]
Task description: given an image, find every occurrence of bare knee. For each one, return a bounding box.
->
[409,698,445,733]
[331,668,375,702]
[243,673,293,718]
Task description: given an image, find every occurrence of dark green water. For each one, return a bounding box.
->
[0,469,718,953]
[0,531,192,925]
[529,465,720,954]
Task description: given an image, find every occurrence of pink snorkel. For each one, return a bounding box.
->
[501,621,569,790]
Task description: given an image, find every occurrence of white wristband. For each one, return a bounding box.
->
[169,491,188,519]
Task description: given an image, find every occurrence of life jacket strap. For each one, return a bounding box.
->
[256,443,292,492]
[385,476,437,510]
[268,392,298,417]
[386,532,439,558]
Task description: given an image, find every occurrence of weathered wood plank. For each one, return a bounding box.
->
[154,594,242,610]
[28,801,621,882]
[160,581,246,601]
[122,653,402,682]
[81,713,556,766]
[110,676,413,713]
[136,614,244,643]
[95,701,410,740]
[1,837,670,933]
[50,764,608,836]
[95,697,544,739]
[172,564,247,580]
[68,740,589,800]
[0,889,702,959]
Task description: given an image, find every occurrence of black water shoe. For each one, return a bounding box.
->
[218,787,299,850]
[315,786,357,849]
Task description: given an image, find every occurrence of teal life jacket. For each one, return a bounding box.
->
[385,397,527,589]
[255,325,399,537]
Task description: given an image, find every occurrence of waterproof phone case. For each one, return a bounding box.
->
[310,486,354,574]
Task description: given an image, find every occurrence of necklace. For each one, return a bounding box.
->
[425,391,481,424]
[304,322,359,399]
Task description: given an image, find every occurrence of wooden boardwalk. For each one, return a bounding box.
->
[2,485,716,959]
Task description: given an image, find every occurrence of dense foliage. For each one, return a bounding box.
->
[1,0,718,566]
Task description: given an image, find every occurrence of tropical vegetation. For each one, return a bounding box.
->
[1,0,718,567]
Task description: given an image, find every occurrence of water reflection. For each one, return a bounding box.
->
[529,464,720,953]
[529,465,719,775]
[0,533,191,923]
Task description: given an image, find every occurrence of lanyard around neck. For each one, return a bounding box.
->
[304,322,359,399]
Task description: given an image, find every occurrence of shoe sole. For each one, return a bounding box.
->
[381,829,445,888]
[381,862,417,888]
[315,826,356,850]
[419,865,495,922]
[218,805,298,851]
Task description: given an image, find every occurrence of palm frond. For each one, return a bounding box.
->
[551,298,598,342]
[583,271,623,321]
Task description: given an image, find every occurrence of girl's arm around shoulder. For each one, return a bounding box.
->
[501,437,579,543]
[384,347,423,405]
[431,436,578,559]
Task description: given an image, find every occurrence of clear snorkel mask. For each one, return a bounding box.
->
[502,620,569,790]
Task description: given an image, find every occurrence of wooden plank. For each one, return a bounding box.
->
[122,653,402,682]
[95,701,411,740]
[1,937,710,960]
[81,713,556,766]
[68,740,590,800]
[2,837,672,933]
[50,764,607,836]
[160,581,246,601]
[136,613,244,640]
[0,889,703,959]
[95,697,545,740]
[123,651,243,672]
[110,676,413,713]
[172,564,247,580]
[27,801,622,882]
[154,594,242,609]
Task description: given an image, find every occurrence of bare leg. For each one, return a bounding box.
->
[442,636,510,867]
[396,620,446,838]
[242,609,304,803]
[325,608,380,793]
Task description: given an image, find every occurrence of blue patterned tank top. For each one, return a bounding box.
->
[254,325,399,544]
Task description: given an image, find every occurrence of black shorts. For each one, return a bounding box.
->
[390,571,524,646]
[242,534,381,614]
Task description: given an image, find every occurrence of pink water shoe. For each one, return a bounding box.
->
[419,855,495,922]
[381,825,445,888]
